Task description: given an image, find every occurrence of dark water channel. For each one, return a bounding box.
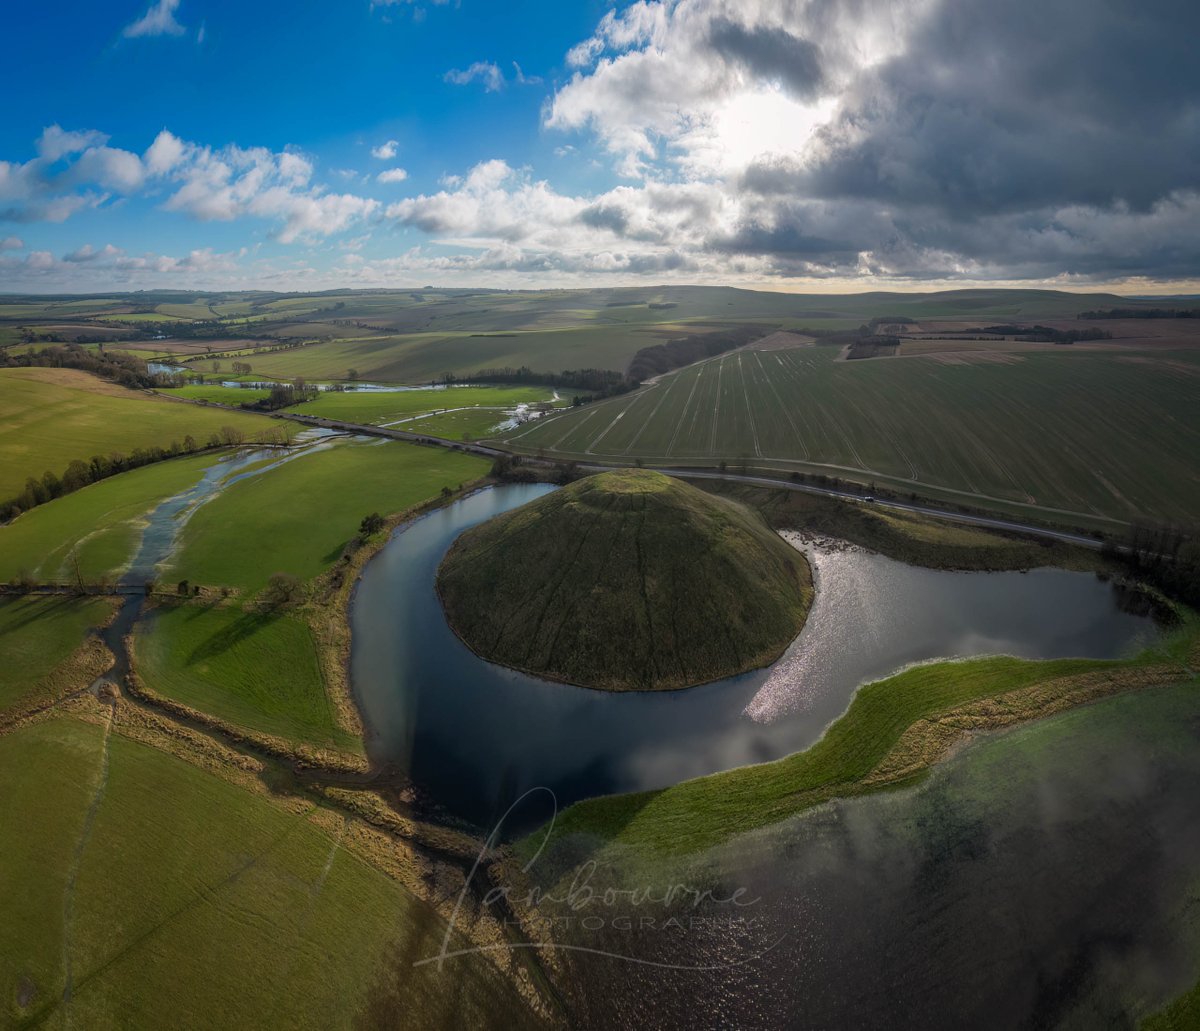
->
[350,484,1160,832]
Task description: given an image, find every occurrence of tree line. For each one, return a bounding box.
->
[1104,523,1200,608]
[979,325,1112,343]
[0,425,290,524]
[625,325,765,382]
[1,344,171,390]
[1078,308,1200,320]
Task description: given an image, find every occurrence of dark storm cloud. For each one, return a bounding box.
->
[763,0,1200,216]
[708,0,1200,279]
[579,202,630,234]
[707,18,825,101]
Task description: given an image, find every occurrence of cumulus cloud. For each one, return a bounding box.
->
[371,140,399,160]
[0,126,378,244]
[0,241,249,288]
[64,243,124,263]
[0,236,23,250]
[123,0,186,39]
[37,125,109,162]
[376,167,409,184]
[444,62,506,92]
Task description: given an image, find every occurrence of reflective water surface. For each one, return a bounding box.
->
[350,484,1159,830]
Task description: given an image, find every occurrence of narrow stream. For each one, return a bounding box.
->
[90,430,344,693]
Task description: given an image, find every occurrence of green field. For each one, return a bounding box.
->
[0,453,221,584]
[212,326,666,384]
[405,408,518,440]
[135,603,357,752]
[0,368,280,503]
[0,717,533,1029]
[500,347,1200,524]
[0,596,113,713]
[155,384,271,405]
[168,438,490,593]
[292,384,557,425]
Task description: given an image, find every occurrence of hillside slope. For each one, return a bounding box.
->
[437,470,812,690]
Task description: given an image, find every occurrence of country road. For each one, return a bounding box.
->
[270,411,1113,551]
[648,467,1111,550]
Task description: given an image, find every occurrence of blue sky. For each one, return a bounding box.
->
[2,0,1197,293]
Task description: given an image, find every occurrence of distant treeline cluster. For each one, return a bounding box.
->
[845,340,900,360]
[1078,308,1200,320]
[625,325,765,382]
[17,328,116,345]
[0,425,285,524]
[980,325,1112,343]
[178,338,313,363]
[1,344,168,390]
[1106,523,1200,609]
[803,325,903,349]
[443,366,633,403]
[242,382,319,411]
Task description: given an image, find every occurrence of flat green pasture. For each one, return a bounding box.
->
[407,408,515,440]
[501,348,1200,524]
[541,614,1198,856]
[154,384,271,405]
[0,717,532,1029]
[135,603,356,752]
[293,384,556,424]
[168,439,489,592]
[0,596,113,713]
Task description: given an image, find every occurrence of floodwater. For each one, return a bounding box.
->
[538,682,1200,1028]
[350,484,1160,831]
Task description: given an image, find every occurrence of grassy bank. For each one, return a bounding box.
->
[702,481,1104,571]
[0,714,536,1029]
[532,616,1198,855]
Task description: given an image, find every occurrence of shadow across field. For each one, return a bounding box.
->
[183,604,284,666]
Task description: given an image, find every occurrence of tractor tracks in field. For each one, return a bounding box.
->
[60,702,114,1025]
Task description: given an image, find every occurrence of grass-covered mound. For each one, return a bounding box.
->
[437,469,812,690]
